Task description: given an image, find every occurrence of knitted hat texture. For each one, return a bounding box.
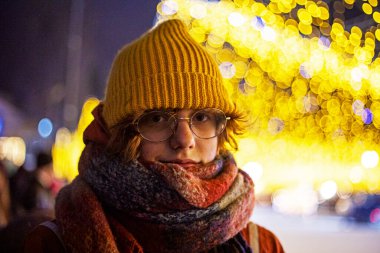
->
[102,19,239,128]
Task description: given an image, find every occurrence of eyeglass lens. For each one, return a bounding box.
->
[136,109,227,142]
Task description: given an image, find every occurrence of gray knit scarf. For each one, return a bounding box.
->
[56,143,255,253]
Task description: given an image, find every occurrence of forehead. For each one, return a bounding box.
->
[173,108,194,116]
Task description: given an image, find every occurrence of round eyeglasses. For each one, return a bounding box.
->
[134,108,230,142]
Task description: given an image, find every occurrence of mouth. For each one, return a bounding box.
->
[161,159,200,168]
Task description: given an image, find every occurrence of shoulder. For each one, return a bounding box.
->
[241,222,285,253]
[24,220,66,253]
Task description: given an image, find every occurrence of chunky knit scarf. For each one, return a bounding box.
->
[55,143,255,253]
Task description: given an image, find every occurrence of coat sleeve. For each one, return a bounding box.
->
[23,224,66,253]
[240,222,285,253]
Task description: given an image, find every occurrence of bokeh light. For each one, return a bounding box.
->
[319,180,338,200]
[228,12,247,27]
[0,116,4,136]
[369,208,380,223]
[52,97,99,180]
[153,0,380,199]
[350,166,363,183]
[242,161,264,182]
[0,137,26,166]
[272,184,319,215]
[190,3,207,19]
[158,0,179,16]
[38,118,53,138]
[219,62,236,78]
[361,150,379,169]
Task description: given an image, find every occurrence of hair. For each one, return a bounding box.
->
[219,113,247,155]
[106,111,247,162]
[106,114,141,162]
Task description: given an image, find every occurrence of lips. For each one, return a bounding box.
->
[161,159,200,168]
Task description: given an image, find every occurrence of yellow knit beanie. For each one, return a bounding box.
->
[102,19,240,128]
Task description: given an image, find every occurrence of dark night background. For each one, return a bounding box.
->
[0,0,159,140]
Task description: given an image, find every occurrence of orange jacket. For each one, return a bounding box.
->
[24,220,284,253]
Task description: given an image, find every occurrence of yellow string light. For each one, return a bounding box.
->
[152,0,380,194]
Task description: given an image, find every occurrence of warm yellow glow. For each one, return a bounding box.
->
[374,11,380,23]
[0,137,26,167]
[376,28,380,41]
[350,166,363,183]
[369,0,378,7]
[319,180,338,200]
[261,26,277,41]
[154,1,380,195]
[190,3,207,19]
[361,150,379,169]
[242,161,263,182]
[52,98,100,181]
[233,135,380,194]
[228,12,247,27]
[362,3,373,15]
[272,184,319,215]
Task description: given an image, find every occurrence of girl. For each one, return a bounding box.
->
[25,19,284,253]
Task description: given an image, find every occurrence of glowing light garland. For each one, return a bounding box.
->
[52,98,99,181]
[155,0,380,195]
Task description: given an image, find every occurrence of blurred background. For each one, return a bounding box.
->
[1,0,380,252]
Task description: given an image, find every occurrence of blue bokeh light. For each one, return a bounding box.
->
[299,64,312,79]
[0,116,4,136]
[318,36,331,49]
[38,118,53,138]
[362,108,373,125]
[251,16,265,30]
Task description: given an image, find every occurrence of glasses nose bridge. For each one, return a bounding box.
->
[171,115,193,129]
[176,116,191,122]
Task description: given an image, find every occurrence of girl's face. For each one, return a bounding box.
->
[139,109,218,167]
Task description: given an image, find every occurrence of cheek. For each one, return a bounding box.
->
[139,141,161,161]
[199,138,218,163]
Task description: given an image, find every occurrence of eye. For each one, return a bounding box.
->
[138,111,170,127]
[193,112,210,122]
[151,114,165,123]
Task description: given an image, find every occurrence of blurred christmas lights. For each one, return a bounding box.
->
[153,0,380,199]
[52,97,99,181]
[0,137,26,167]
[155,0,380,142]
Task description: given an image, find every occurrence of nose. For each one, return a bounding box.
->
[169,119,195,150]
